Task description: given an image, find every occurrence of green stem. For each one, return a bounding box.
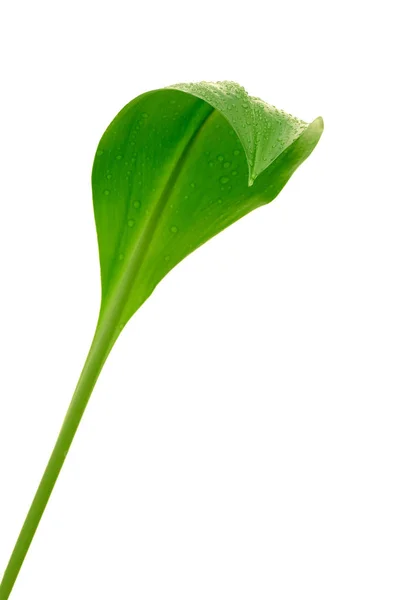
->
[0,309,120,600]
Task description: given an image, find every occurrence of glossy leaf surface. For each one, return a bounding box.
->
[92,81,323,324]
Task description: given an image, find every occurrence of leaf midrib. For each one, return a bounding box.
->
[99,101,216,330]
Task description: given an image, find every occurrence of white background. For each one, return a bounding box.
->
[0,1,399,598]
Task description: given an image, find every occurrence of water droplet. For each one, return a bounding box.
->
[190,183,195,188]
[208,161,214,167]
[104,189,110,196]
[217,198,223,204]
[133,201,141,209]
[164,255,171,262]
[220,176,229,184]
[232,170,238,176]
[128,219,135,227]
[116,155,122,160]
[97,149,104,156]
[234,149,240,156]
[170,225,178,233]
[217,154,224,161]
[141,112,148,118]
[223,161,231,169]
[106,174,112,180]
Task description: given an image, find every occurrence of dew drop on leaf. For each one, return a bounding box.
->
[217,155,224,161]
[128,219,135,227]
[223,162,231,168]
[133,201,141,209]
[170,225,178,233]
[220,176,229,184]
[104,190,110,196]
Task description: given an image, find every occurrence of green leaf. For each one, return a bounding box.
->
[0,81,323,600]
[92,81,323,327]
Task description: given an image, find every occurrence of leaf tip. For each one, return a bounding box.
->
[313,116,324,134]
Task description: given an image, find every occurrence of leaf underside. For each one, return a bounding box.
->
[92,81,323,326]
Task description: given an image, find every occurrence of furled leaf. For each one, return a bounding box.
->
[92,81,323,330]
[0,81,323,600]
